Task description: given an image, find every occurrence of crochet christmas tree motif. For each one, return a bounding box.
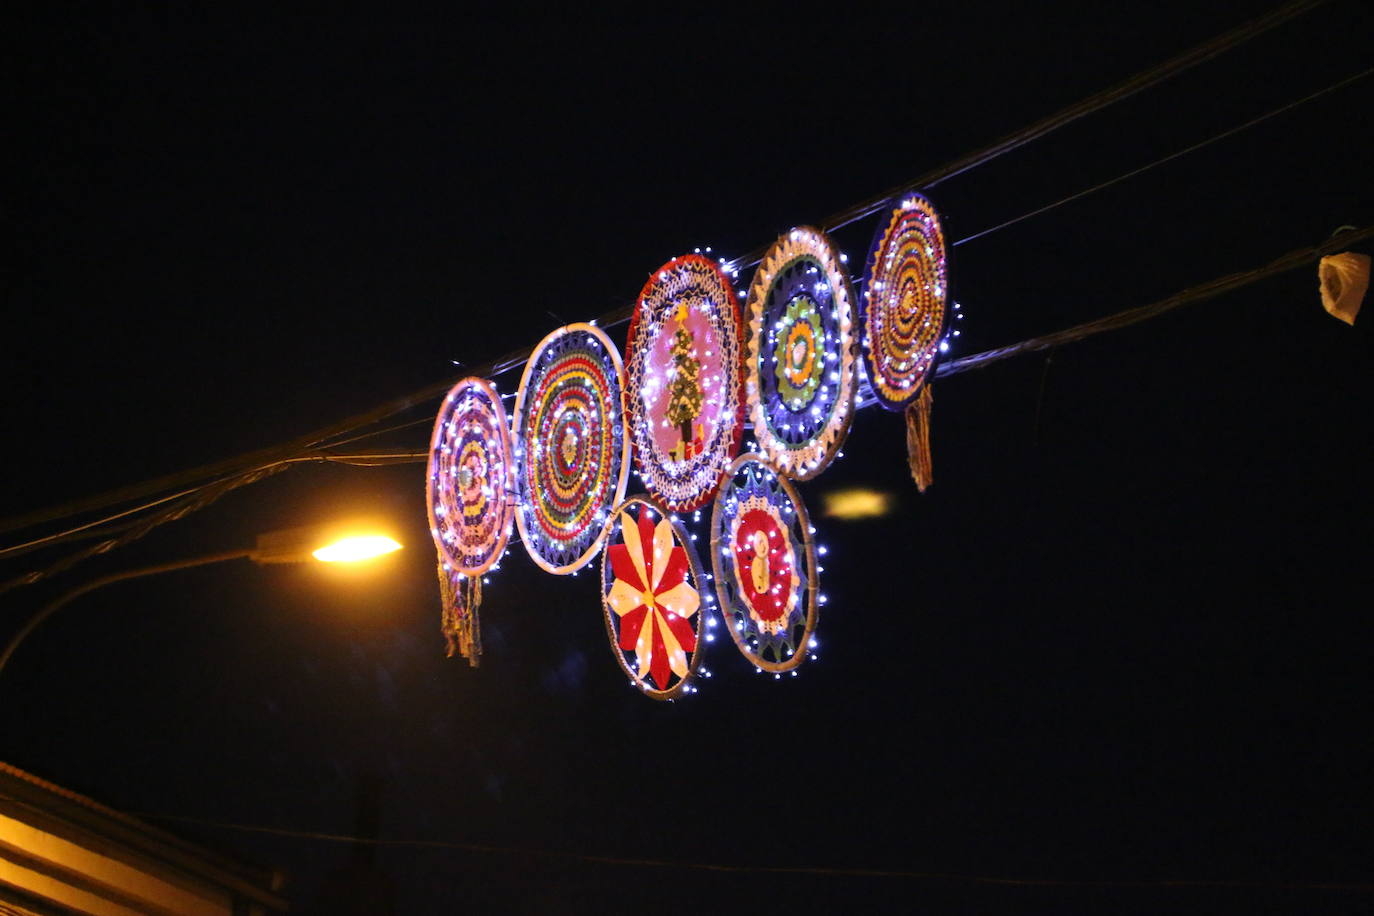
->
[625,254,745,512]
[665,303,705,462]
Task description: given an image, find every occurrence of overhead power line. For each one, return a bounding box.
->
[0,464,293,595]
[936,224,1374,378]
[953,64,1374,248]
[0,0,1339,583]
[133,810,1374,893]
[11,54,1363,566]
[5,223,1366,594]
[0,449,430,564]
[728,0,1333,267]
[0,0,1322,545]
[0,487,210,560]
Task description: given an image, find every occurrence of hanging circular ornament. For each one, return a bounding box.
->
[426,377,515,664]
[745,226,857,479]
[710,454,818,673]
[513,323,630,575]
[861,193,949,410]
[600,495,706,700]
[625,254,745,513]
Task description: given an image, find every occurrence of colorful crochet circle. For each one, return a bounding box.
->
[626,254,745,513]
[861,193,949,410]
[427,377,514,577]
[710,454,817,673]
[513,323,629,574]
[600,495,706,700]
[745,226,857,480]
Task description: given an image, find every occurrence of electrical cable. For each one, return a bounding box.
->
[725,0,1333,270]
[222,64,1374,463]
[6,223,1364,592]
[935,224,1374,378]
[0,486,208,561]
[311,417,438,452]
[130,810,1374,892]
[10,59,1361,567]
[0,462,294,596]
[953,64,1374,248]
[0,448,427,564]
[0,2,1320,545]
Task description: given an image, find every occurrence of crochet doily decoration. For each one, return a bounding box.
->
[426,377,515,663]
[709,454,818,673]
[625,254,745,513]
[745,226,857,479]
[600,495,706,700]
[861,193,949,409]
[513,323,630,574]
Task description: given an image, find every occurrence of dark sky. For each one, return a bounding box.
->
[5,3,1373,912]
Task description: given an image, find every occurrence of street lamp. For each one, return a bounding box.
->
[0,526,402,678]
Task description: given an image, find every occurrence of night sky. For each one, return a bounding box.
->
[6,3,1373,913]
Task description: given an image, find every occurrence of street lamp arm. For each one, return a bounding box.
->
[0,549,253,679]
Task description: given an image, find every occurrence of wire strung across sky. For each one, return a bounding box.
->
[126,808,1374,893]
[3,222,1366,597]
[0,0,1358,594]
[951,64,1374,249]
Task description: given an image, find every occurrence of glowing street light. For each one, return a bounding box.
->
[312,535,403,563]
[0,524,403,678]
[250,524,402,565]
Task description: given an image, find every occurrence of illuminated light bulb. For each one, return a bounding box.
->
[313,536,403,563]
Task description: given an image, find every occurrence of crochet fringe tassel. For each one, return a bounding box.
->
[438,566,482,667]
[905,385,935,492]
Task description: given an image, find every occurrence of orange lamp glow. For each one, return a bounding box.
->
[821,488,894,520]
[311,535,403,563]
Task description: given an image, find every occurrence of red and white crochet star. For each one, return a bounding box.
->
[605,507,700,690]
